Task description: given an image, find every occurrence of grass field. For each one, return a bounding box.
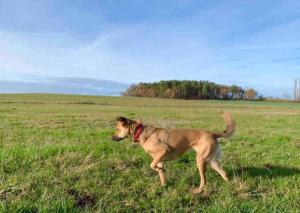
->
[0,94,300,212]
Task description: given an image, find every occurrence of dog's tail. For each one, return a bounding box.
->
[213,112,235,139]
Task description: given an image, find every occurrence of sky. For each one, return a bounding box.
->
[0,0,300,98]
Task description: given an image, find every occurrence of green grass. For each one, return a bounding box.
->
[0,94,300,212]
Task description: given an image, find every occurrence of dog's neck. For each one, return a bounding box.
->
[128,121,156,143]
[136,126,157,144]
[133,123,144,142]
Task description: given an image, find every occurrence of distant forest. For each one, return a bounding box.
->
[123,80,262,100]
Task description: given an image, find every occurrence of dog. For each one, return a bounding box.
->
[112,112,235,194]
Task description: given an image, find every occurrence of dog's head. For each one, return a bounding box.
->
[112,117,136,141]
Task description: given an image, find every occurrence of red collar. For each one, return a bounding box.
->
[133,124,144,142]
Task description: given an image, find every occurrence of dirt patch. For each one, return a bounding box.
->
[67,188,96,208]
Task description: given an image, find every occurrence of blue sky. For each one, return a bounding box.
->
[0,0,300,97]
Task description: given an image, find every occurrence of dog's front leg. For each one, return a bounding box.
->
[150,152,166,186]
[156,162,165,186]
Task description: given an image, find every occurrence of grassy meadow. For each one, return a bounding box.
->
[0,94,300,212]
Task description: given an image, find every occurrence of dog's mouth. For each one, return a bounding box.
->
[111,135,125,142]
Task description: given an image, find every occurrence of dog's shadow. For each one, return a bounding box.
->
[232,164,300,178]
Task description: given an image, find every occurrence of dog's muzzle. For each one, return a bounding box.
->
[112,135,124,142]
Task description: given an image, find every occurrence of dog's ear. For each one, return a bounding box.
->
[116,117,129,126]
[116,116,126,122]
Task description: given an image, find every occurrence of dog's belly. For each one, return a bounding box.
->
[142,139,191,161]
[163,148,188,160]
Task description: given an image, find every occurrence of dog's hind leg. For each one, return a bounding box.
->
[192,139,215,194]
[150,151,166,186]
[209,143,228,181]
[210,160,228,181]
[192,155,207,194]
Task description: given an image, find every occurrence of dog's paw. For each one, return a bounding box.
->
[190,187,204,194]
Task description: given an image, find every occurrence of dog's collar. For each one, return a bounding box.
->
[133,124,144,142]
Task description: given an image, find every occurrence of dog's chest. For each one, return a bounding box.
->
[140,141,156,155]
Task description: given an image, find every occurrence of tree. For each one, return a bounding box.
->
[122,80,260,101]
[230,85,241,100]
[244,88,257,100]
[164,88,175,98]
[219,86,229,100]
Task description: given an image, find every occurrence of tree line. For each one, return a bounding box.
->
[123,80,261,100]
